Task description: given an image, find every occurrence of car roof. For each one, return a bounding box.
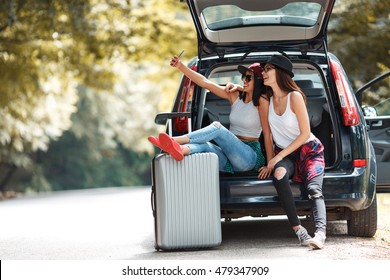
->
[185,0,335,58]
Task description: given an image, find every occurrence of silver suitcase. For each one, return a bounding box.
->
[151,152,221,250]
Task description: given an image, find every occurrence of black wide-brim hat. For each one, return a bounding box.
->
[263,55,294,77]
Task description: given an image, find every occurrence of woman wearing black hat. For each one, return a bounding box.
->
[226,54,327,249]
[148,54,269,173]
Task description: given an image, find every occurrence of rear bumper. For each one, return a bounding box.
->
[220,167,376,214]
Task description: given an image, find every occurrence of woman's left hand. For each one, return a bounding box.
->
[224,82,240,93]
[258,155,283,179]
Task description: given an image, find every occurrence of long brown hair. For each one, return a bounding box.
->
[266,67,306,103]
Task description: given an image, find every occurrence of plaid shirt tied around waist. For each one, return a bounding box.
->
[275,138,325,185]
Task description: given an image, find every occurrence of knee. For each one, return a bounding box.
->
[211,121,221,128]
[307,185,323,199]
[273,167,287,181]
[311,195,323,200]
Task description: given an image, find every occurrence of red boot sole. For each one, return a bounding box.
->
[148,136,163,150]
[159,133,184,161]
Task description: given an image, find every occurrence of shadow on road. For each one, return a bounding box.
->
[134,216,374,260]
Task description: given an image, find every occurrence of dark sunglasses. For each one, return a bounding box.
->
[241,74,253,82]
[263,65,276,73]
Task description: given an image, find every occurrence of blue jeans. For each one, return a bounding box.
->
[186,122,257,172]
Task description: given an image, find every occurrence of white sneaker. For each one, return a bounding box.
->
[295,227,312,246]
[308,231,326,249]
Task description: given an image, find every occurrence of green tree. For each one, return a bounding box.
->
[328,0,390,87]
[35,131,151,191]
[0,0,130,172]
[0,0,197,193]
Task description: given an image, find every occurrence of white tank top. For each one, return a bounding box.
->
[269,92,315,149]
[229,98,262,138]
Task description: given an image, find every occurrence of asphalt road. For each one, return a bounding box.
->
[1,187,389,260]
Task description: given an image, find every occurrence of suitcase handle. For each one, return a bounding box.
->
[151,187,156,217]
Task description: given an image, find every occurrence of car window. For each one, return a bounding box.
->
[207,69,326,92]
[293,72,323,88]
[208,70,241,85]
[202,2,322,30]
[361,76,390,117]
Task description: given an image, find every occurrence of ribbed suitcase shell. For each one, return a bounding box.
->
[152,153,221,250]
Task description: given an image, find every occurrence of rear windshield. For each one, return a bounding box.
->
[202,2,322,30]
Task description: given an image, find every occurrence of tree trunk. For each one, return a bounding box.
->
[0,164,17,193]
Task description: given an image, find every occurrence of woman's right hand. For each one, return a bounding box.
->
[170,55,182,68]
[258,165,272,179]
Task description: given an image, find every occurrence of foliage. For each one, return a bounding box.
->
[0,0,196,192]
[328,0,390,87]
[35,131,151,191]
[129,0,197,110]
[0,0,126,169]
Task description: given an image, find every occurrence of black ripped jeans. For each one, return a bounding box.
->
[272,156,327,234]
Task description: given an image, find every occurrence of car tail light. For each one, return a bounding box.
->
[173,65,196,133]
[353,159,366,167]
[330,59,360,126]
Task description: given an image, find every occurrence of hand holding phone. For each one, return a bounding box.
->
[170,50,184,68]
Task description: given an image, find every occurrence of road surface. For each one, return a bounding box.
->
[0,187,389,260]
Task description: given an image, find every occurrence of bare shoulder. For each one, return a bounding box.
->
[259,94,270,106]
[290,91,306,112]
[290,91,305,104]
[290,90,304,100]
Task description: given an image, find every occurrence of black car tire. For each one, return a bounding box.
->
[347,195,377,237]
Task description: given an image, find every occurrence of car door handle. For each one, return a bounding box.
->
[371,120,383,127]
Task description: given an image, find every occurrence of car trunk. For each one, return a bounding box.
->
[195,56,336,170]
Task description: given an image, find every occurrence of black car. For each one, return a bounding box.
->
[154,0,390,237]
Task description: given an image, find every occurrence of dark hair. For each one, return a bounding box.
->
[252,75,265,106]
[239,74,265,106]
[266,67,306,103]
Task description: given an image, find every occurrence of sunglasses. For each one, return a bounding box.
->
[241,74,253,82]
[263,65,276,73]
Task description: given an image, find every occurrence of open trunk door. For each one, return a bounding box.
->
[185,0,336,59]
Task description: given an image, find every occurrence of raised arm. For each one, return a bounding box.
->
[170,55,234,102]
